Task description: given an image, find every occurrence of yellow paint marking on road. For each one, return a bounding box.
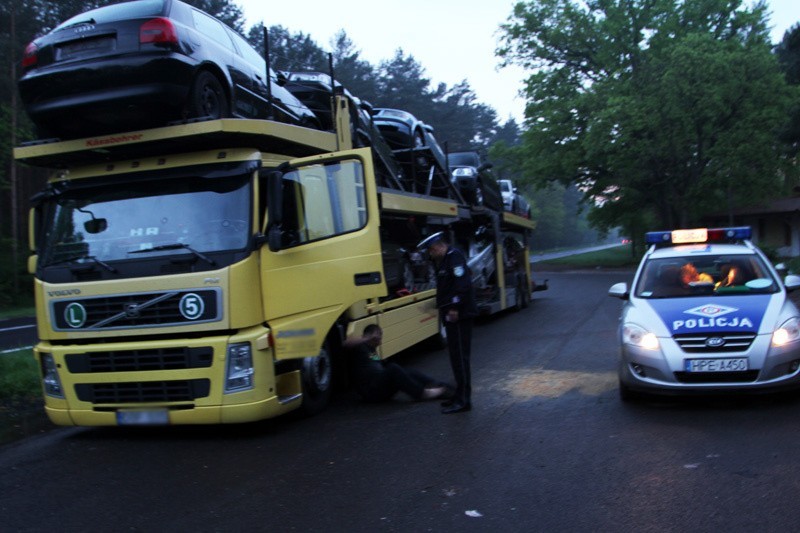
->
[504,369,617,399]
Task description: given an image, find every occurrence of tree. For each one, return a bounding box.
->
[775,23,800,155]
[329,31,379,104]
[498,0,795,237]
[247,24,329,73]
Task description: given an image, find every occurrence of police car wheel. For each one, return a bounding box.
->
[299,341,334,415]
[619,381,644,403]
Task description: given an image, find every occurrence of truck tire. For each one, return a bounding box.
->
[299,340,334,415]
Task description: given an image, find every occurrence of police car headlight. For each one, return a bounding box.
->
[622,324,660,351]
[773,317,800,347]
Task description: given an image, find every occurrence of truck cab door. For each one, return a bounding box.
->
[260,148,385,359]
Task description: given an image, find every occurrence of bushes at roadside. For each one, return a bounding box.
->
[0,238,34,313]
[0,349,40,401]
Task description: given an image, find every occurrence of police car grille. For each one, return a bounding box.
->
[674,332,756,353]
[674,370,760,384]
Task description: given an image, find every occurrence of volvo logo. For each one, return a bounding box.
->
[705,337,726,348]
[124,303,141,318]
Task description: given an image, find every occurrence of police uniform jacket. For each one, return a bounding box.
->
[436,247,477,318]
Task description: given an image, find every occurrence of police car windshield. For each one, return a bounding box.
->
[635,254,779,298]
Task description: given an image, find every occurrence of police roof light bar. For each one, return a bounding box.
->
[645,226,752,246]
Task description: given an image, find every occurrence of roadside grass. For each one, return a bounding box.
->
[0,349,40,402]
[0,304,36,320]
[538,243,640,269]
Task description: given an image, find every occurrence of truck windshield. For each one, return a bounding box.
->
[40,174,250,267]
[635,254,779,298]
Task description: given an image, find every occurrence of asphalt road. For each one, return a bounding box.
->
[4,269,800,532]
[0,317,36,354]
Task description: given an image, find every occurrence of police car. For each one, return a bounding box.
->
[609,227,800,400]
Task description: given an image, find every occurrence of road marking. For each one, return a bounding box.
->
[0,324,36,332]
[1,346,33,355]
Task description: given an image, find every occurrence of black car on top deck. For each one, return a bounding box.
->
[448,151,503,212]
[18,0,320,139]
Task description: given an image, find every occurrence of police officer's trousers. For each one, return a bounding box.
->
[445,318,472,405]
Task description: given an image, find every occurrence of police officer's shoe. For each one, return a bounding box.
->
[441,399,455,407]
[441,402,471,414]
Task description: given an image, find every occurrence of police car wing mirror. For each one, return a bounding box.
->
[608,282,629,300]
[784,274,800,292]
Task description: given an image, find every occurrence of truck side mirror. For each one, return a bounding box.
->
[28,208,37,253]
[264,170,284,252]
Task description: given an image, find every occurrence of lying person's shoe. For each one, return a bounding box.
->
[442,402,471,414]
[421,386,446,400]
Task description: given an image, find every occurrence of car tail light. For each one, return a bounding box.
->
[140,17,178,44]
[22,41,38,69]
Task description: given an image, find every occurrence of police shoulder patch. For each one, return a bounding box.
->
[454,266,465,277]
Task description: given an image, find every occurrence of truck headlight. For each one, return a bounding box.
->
[773,317,800,347]
[40,353,64,398]
[622,324,660,351]
[224,343,254,393]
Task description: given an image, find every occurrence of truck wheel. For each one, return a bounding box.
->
[188,71,229,120]
[513,285,525,311]
[299,341,333,415]
[521,281,531,308]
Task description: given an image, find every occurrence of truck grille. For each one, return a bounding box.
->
[75,379,211,404]
[51,289,221,331]
[674,332,756,353]
[65,347,213,373]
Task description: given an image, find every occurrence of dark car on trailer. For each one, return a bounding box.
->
[18,0,320,139]
[372,108,447,164]
[448,151,503,212]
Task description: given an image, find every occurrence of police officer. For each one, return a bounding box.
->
[418,231,477,414]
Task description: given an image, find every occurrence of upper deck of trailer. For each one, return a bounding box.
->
[13,118,340,169]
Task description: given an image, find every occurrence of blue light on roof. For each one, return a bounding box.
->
[645,226,752,246]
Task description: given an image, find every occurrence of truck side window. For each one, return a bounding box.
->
[281,159,367,246]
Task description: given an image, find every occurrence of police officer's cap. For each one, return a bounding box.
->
[417,231,446,251]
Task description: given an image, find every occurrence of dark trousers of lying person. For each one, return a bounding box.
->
[351,344,448,402]
[359,363,445,402]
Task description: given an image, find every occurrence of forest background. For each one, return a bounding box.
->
[1,0,798,309]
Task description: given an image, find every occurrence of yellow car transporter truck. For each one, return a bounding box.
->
[15,98,537,426]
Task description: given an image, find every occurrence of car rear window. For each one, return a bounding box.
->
[54,0,166,30]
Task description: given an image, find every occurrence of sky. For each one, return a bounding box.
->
[236,0,800,124]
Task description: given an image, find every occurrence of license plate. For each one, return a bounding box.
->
[684,358,749,372]
[56,37,114,61]
[116,409,169,426]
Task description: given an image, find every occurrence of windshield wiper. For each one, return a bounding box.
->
[129,243,216,266]
[47,254,116,273]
